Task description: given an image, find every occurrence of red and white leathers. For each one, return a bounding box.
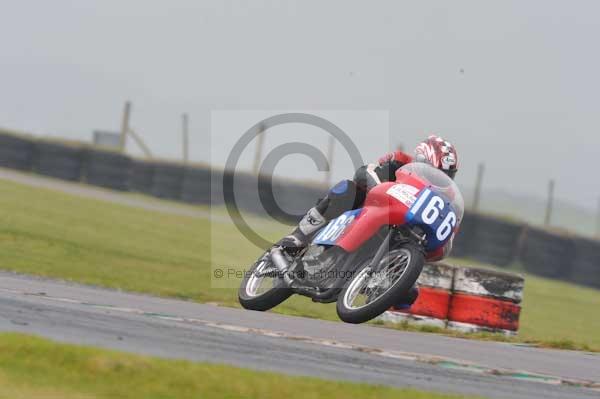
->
[282,135,459,263]
[357,150,455,262]
[279,136,460,308]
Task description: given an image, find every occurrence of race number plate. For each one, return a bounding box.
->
[407,188,457,249]
[312,208,362,246]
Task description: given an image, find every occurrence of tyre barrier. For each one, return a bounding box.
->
[569,237,600,289]
[382,262,454,328]
[83,149,132,191]
[130,160,155,195]
[1,131,599,289]
[468,214,524,267]
[209,169,227,206]
[228,172,263,214]
[447,294,521,333]
[209,170,324,221]
[452,266,524,302]
[381,263,524,335]
[180,166,211,204]
[0,132,34,171]
[268,180,326,222]
[151,163,185,200]
[447,267,523,334]
[33,141,84,181]
[213,169,260,212]
[519,227,575,279]
[451,212,476,258]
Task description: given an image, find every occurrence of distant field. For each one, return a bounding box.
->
[0,178,599,350]
[0,333,474,399]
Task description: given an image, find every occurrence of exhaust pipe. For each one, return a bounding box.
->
[270,246,360,300]
[270,247,294,286]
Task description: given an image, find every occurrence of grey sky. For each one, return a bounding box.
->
[1,0,599,213]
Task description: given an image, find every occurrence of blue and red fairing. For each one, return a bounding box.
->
[313,168,460,260]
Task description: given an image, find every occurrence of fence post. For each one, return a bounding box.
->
[324,135,335,186]
[472,163,485,212]
[119,101,132,152]
[127,129,153,159]
[253,122,266,175]
[544,179,555,227]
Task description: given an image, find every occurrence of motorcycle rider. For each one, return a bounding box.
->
[279,135,460,307]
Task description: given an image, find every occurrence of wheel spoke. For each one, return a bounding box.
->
[245,258,278,297]
[343,248,413,310]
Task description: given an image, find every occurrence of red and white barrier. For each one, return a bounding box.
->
[380,263,524,335]
[381,263,454,328]
[447,267,523,335]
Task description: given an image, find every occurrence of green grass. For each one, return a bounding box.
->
[0,332,475,399]
[0,178,599,351]
[0,178,335,319]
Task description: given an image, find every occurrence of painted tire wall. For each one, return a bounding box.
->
[400,287,451,320]
[448,294,520,331]
[453,267,524,303]
[448,266,523,333]
[383,263,524,334]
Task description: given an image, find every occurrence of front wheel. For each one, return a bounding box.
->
[238,252,293,311]
[336,243,424,324]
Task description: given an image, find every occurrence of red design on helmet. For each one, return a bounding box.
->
[378,152,395,164]
[414,135,459,179]
[378,151,412,166]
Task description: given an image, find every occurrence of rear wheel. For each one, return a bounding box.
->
[336,243,424,324]
[238,252,293,311]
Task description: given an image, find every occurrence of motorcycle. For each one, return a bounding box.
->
[238,162,464,324]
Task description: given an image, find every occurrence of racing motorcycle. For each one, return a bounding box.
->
[238,162,464,324]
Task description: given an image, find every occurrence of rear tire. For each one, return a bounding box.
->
[336,243,424,324]
[238,252,293,311]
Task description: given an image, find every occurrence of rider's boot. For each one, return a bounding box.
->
[394,286,420,310]
[277,206,327,250]
[277,179,361,251]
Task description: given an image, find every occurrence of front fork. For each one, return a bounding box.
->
[367,228,394,275]
[368,226,425,274]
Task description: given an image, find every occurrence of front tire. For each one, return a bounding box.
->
[238,252,293,311]
[336,243,424,324]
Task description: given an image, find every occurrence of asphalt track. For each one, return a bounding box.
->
[0,273,599,399]
[1,168,600,398]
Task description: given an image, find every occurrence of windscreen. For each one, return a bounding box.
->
[398,162,464,222]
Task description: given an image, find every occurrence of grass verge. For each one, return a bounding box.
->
[0,332,476,399]
[0,178,599,351]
